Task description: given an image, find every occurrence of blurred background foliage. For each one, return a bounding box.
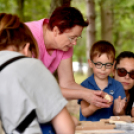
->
[1,0,134,75]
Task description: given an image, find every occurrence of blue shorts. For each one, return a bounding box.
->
[40,122,56,134]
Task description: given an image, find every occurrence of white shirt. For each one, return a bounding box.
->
[0,51,67,134]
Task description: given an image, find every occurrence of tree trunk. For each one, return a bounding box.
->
[114,32,122,54]
[49,0,71,17]
[100,0,113,43]
[16,0,25,21]
[86,0,95,76]
[78,57,83,75]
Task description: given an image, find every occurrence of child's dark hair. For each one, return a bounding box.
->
[90,40,115,61]
[114,51,134,116]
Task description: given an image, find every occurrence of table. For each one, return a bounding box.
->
[75,122,134,134]
[75,129,125,134]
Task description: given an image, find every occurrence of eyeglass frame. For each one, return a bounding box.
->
[92,60,114,69]
[116,68,134,79]
[65,34,82,43]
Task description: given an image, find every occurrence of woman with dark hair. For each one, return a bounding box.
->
[113,51,134,116]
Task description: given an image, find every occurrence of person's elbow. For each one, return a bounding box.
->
[52,107,75,134]
[81,109,90,117]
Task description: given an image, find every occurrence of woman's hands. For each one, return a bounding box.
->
[113,96,126,115]
[82,89,113,108]
[81,92,113,117]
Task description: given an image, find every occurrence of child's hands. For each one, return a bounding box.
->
[113,96,126,115]
[81,100,102,117]
[90,104,102,110]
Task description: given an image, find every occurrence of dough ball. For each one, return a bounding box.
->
[104,94,111,103]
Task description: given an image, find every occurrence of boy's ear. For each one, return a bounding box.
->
[88,59,93,68]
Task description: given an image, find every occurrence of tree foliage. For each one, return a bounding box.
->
[0,0,51,21]
[49,0,71,17]
[0,0,134,60]
[95,0,134,56]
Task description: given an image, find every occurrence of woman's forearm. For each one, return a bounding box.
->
[60,84,112,108]
[60,86,85,100]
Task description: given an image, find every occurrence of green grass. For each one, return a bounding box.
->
[74,72,87,84]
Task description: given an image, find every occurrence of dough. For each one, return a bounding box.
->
[104,94,111,103]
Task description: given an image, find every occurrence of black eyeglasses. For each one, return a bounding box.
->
[116,68,134,79]
[92,61,113,69]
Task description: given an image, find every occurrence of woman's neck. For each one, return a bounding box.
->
[125,90,130,107]
[125,90,130,99]
[43,24,55,55]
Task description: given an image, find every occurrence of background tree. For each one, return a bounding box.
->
[0,0,51,21]
[86,0,95,76]
[112,0,134,55]
[72,0,89,75]
[24,0,51,21]
[49,0,71,16]
[16,0,25,21]
[100,0,113,43]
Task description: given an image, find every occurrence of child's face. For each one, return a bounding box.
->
[89,53,114,80]
[113,58,134,91]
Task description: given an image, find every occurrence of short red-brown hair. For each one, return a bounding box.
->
[48,6,89,33]
[90,40,115,61]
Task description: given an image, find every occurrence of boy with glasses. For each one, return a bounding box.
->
[78,40,126,121]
